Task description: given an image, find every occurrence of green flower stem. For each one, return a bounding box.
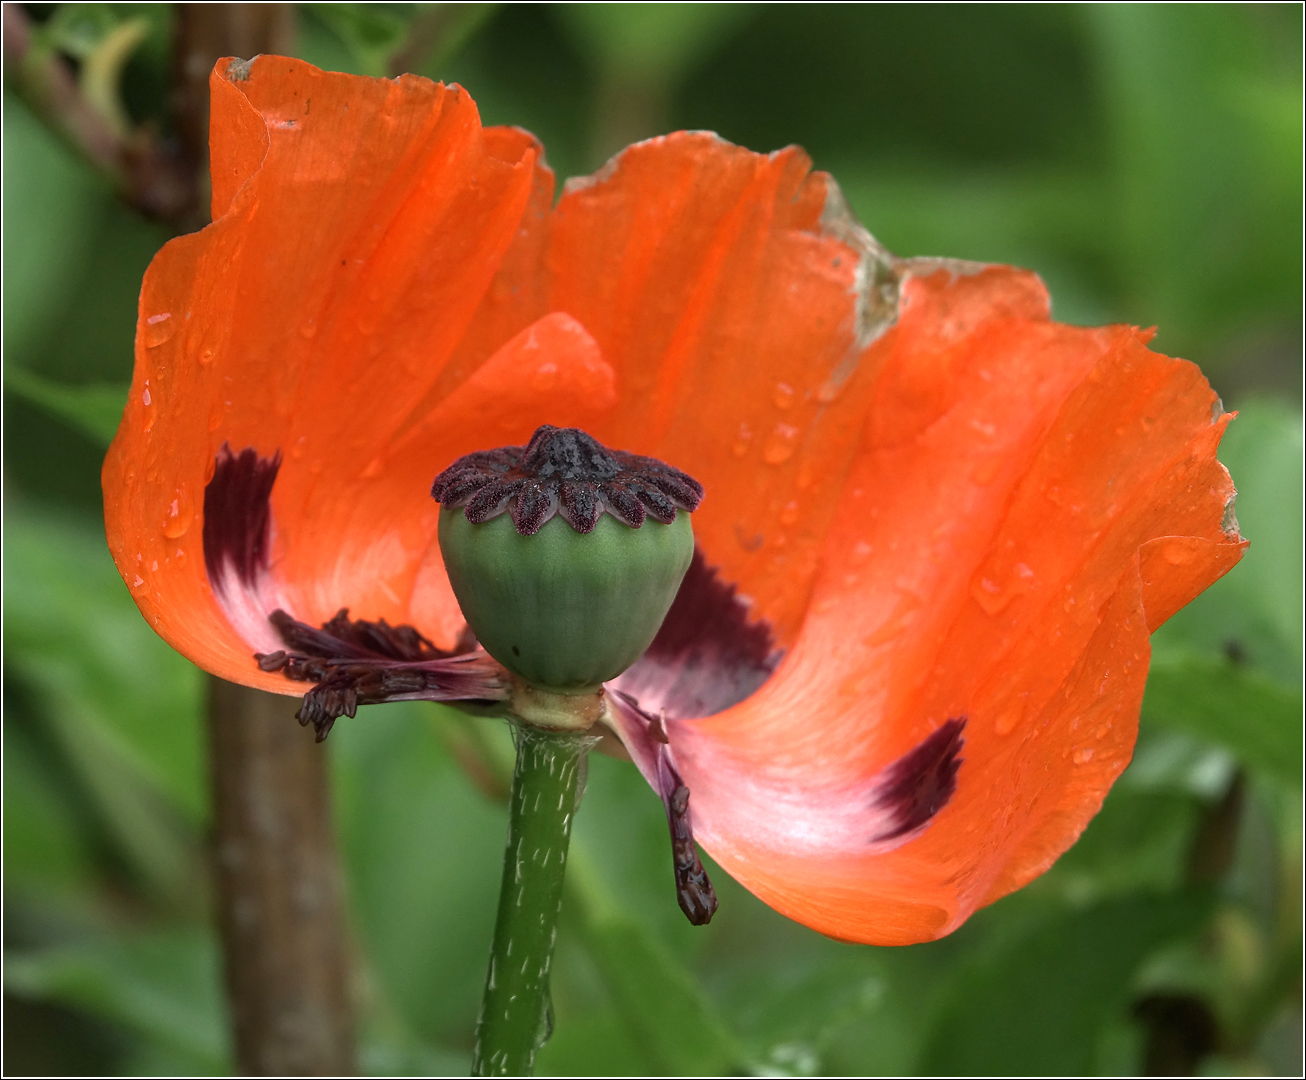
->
[472,721,597,1076]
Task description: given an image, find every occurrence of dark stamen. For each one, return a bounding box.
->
[256,608,502,741]
[431,424,703,535]
[657,749,718,925]
[869,718,966,842]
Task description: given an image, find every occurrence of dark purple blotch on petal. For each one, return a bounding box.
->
[430,425,702,535]
[203,443,280,591]
[869,718,966,842]
[615,549,782,719]
[256,608,503,741]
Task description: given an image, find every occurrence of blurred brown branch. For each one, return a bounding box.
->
[2,2,194,220]
[181,9,356,1073]
[172,3,294,226]
[208,680,356,1076]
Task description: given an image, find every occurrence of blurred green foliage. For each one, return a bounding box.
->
[3,3,1301,1075]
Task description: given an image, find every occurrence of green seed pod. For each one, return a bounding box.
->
[431,426,703,695]
[439,508,693,692]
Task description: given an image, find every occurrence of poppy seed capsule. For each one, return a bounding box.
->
[432,426,702,697]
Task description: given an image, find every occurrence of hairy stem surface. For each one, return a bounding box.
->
[472,723,595,1076]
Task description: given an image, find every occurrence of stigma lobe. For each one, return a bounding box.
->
[431,424,702,535]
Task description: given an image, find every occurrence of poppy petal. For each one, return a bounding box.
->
[657,264,1244,945]
[550,138,889,646]
[103,58,610,687]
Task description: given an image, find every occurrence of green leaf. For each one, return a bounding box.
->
[2,712,98,895]
[1085,5,1302,352]
[3,365,127,447]
[1,90,108,367]
[3,928,231,1076]
[557,2,754,84]
[1036,783,1202,903]
[1143,652,1302,785]
[3,500,205,900]
[305,2,416,76]
[919,892,1212,1075]
[328,702,508,1047]
[556,849,744,1076]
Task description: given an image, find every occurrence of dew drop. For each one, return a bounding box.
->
[971,561,1035,616]
[1163,542,1196,566]
[779,501,799,526]
[762,423,800,465]
[199,343,216,365]
[299,317,318,340]
[772,382,796,410]
[208,404,224,432]
[143,312,177,348]
[994,700,1024,736]
[731,422,753,458]
[141,381,156,433]
[1073,748,1095,764]
[734,523,764,552]
[163,487,194,538]
[132,574,145,588]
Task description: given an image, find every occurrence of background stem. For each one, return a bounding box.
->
[472,725,594,1077]
[207,678,357,1075]
[179,9,358,1073]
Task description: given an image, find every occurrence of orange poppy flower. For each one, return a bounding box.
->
[102,56,1244,946]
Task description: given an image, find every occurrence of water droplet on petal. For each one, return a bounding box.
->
[143,313,177,348]
[1073,748,1094,764]
[163,486,194,538]
[1163,542,1196,566]
[779,501,799,526]
[762,423,800,465]
[732,423,753,458]
[299,317,318,339]
[132,574,145,588]
[199,343,216,365]
[971,561,1036,615]
[734,523,764,552]
[141,381,156,432]
[994,700,1024,736]
[772,382,795,409]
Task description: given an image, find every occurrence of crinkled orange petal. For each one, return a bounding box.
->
[549,136,882,645]
[103,57,593,688]
[670,265,1244,945]
[105,61,1243,948]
